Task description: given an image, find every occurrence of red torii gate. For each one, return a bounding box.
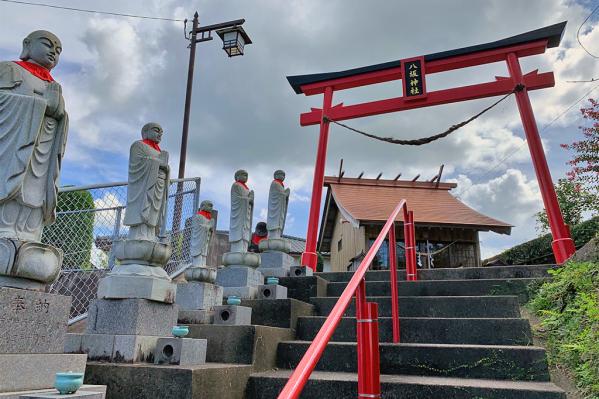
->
[287,22,576,270]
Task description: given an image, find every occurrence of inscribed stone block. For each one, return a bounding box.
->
[86,298,177,336]
[0,287,69,354]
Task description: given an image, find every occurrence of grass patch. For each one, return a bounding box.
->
[527,261,599,399]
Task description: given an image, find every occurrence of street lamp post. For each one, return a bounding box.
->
[172,12,252,233]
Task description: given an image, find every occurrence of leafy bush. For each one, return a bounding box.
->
[42,190,95,269]
[528,261,599,398]
[495,217,599,265]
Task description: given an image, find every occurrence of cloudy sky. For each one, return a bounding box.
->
[1,0,598,258]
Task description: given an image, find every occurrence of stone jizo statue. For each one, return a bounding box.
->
[124,122,170,242]
[0,30,68,290]
[184,200,216,283]
[266,170,290,240]
[229,170,254,253]
[190,200,214,268]
[99,122,174,302]
[259,170,292,253]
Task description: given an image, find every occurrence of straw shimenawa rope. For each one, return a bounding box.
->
[324,85,523,146]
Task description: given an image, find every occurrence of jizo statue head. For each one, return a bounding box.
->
[274,170,286,181]
[235,169,248,183]
[20,30,62,70]
[199,200,213,213]
[141,122,164,143]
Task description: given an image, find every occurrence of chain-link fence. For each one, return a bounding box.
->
[45,177,201,322]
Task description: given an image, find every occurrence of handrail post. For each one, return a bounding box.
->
[388,223,400,343]
[404,214,414,281]
[356,277,366,395]
[409,211,418,281]
[357,302,381,398]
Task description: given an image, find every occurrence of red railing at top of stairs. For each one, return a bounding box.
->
[277,200,417,399]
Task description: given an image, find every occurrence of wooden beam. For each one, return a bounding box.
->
[357,172,364,179]
[337,159,344,182]
[412,174,420,182]
[376,172,383,180]
[299,71,554,126]
[436,164,445,188]
[394,173,402,181]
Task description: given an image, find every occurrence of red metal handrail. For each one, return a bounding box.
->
[277,200,416,399]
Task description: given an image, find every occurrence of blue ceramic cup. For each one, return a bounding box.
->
[55,372,84,394]
[172,325,189,338]
[266,277,279,285]
[227,296,241,305]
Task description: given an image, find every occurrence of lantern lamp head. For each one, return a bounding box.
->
[216,25,252,57]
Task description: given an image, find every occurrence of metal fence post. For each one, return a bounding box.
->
[108,206,123,270]
[193,177,202,211]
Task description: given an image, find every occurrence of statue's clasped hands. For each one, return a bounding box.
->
[44,81,64,119]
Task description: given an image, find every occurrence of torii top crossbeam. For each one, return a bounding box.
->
[287,22,575,270]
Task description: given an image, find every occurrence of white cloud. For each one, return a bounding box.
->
[1,0,597,252]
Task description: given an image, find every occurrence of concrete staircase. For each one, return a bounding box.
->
[247,265,566,398]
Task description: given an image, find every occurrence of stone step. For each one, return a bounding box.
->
[310,295,521,318]
[247,370,566,399]
[296,316,532,345]
[276,341,550,381]
[317,264,554,283]
[325,278,547,302]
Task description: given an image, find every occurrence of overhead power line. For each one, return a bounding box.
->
[576,3,599,59]
[0,0,184,22]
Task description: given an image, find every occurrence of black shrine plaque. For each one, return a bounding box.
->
[402,57,427,99]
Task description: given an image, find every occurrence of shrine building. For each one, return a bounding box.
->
[317,175,512,272]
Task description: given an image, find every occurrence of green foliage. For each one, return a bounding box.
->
[42,190,95,269]
[528,261,599,398]
[535,179,598,233]
[495,217,599,265]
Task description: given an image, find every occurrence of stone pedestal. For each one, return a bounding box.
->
[66,298,184,363]
[257,284,287,300]
[0,239,63,292]
[175,280,223,325]
[213,305,252,325]
[176,282,223,311]
[98,239,176,303]
[257,251,294,278]
[258,238,291,253]
[216,266,263,299]
[0,288,88,394]
[154,337,207,365]
[87,298,178,336]
[5,385,107,399]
